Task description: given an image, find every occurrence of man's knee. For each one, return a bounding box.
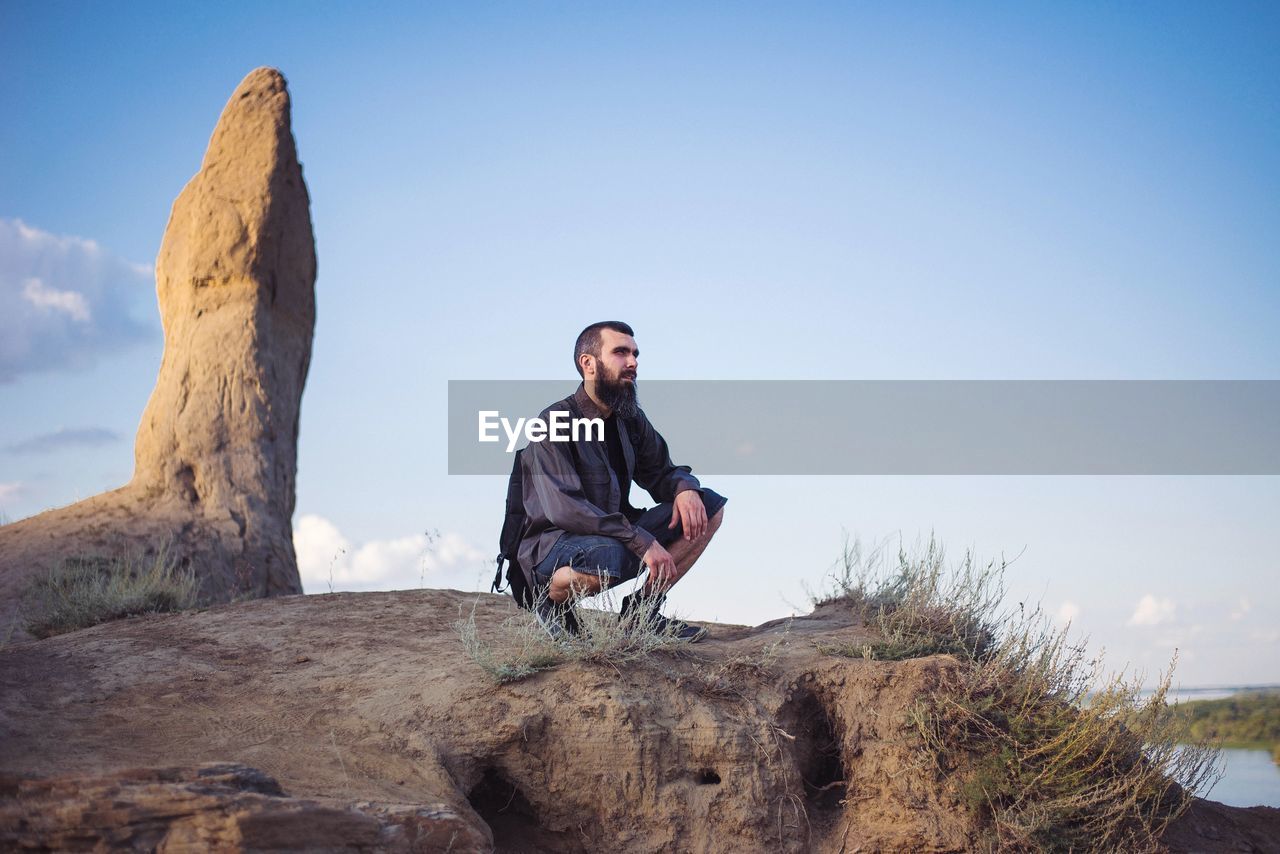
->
[550,566,607,598]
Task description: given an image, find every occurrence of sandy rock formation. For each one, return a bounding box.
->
[1,590,1274,852]
[0,66,314,629]
[0,763,485,852]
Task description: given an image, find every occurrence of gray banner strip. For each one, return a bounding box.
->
[448,380,1280,475]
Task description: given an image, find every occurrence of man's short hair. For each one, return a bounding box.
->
[574,321,635,377]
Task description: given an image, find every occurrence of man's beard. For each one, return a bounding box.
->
[597,366,641,418]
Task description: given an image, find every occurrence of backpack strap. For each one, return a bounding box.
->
[491,555,506,593]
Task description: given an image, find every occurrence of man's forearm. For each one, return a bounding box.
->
[537,482,655,557]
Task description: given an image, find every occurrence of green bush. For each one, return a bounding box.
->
[24,544,200,638]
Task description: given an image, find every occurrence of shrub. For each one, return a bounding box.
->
[818,534,1222,851]
[24,544,200,638]
[813,534,1000,662]
[456,586,697,684]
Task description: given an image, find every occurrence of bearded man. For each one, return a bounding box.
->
[518,321,727,641]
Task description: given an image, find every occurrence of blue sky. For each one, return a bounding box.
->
[1,1,1277,685]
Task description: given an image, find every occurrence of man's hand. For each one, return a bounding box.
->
[642,540,678,589]
[669,489,707,542]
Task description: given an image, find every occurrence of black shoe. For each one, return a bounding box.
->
[535,596,581,640]
[620,592,708,643]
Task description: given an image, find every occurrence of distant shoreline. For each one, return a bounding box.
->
[1144,685,1280,703]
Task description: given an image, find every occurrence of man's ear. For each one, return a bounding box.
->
[579,353,595,378]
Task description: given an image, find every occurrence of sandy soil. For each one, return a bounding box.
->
[1,589,1275,852]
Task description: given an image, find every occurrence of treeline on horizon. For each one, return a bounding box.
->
[1179,692,1280,763]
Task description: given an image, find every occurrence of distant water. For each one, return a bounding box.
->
[1169,688,1249,703]
[1144,684,1280,704]
[1204,748,1280,808]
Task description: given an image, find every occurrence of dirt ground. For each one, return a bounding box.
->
[1,589,1275,852]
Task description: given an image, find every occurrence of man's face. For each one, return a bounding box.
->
[588,328,640,416]
[592,329,638,385]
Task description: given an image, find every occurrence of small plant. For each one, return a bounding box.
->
[456,595,563,683]
[455,585,697,684]
[419,527,441,588]
[23,542,200,638]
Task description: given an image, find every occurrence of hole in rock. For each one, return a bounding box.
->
[696,769,721,785]
[176,464,199,504]
[781,688,846,815]
[466,768,579,853]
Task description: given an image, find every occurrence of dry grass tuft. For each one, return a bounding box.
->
[455,602,563,683]
[817,534,1222,851]
[23,543,199,639]
[455,586,697,684]
[813,535,1000,662]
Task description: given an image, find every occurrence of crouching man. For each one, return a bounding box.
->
[518,321,726,641]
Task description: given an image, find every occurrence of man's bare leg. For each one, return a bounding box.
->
[548,507,725,603]
[548,568,604,604]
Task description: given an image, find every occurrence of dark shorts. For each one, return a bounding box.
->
[532,488,727,587]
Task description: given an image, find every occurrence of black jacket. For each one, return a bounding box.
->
[517,383,700,574]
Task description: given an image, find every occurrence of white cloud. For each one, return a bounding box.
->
[1054,600,1080,625]
[1128,594,1176,627]
[1229,597,1251,622]
[0,482,24,503]
[293,514,488,594]
[23,277,92,322]
[0,218,156,382]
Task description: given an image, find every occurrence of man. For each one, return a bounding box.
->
[518,321,726,641]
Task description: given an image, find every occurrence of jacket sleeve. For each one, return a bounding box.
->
[629,413,700,503]
[522,430,656,559]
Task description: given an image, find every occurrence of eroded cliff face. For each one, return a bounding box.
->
[0,67,315,632]
[0,591,971,852]
[1,591,1272,852]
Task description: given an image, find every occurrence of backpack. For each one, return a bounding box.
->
[492,447,535,608]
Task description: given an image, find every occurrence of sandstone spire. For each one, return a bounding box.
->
[0,67,316,629]
[132,66,316,591]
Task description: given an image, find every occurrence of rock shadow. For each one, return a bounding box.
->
[467,767,581,854]
[780,685,847,818]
